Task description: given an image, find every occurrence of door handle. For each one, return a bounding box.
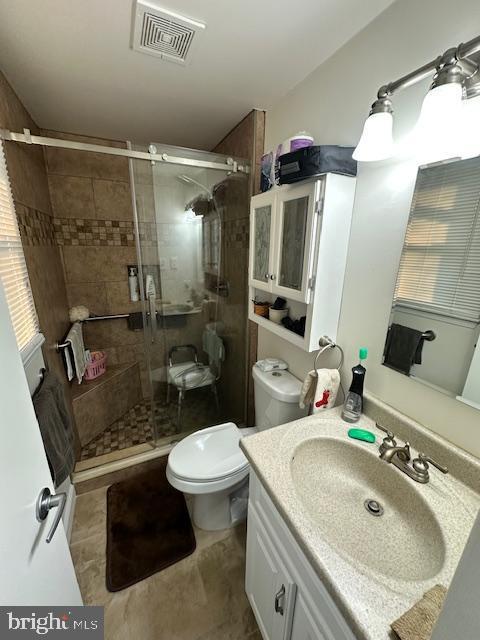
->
[36,487,66,543]
[149,293,157,343]
[274,584,286,615]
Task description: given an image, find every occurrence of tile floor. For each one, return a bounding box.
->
[70,475,261,640]
[80,401,158,460]
[80,388,227,461]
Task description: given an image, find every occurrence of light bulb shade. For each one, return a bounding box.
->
[353,112,394,161]
[415,82,463,163]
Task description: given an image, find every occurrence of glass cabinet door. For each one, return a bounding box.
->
[272,181,320,303]
[250,193,274,291]
[278,196,308,290]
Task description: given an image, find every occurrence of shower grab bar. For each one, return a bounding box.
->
[148,294,157,343]
[84,314,129,321]
[56,314,131,350]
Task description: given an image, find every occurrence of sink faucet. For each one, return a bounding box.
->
[376,423,448,484]
[379,442,411,464]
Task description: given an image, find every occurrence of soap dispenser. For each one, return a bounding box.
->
[342,347,368,423]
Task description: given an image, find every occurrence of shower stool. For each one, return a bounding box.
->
[166,344,220,428]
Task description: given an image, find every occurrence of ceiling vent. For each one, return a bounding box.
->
[132,1,206,65]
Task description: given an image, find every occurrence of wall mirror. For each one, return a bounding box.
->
[383,154,480,411]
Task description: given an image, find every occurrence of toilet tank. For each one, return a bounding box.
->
[252,365,307,431]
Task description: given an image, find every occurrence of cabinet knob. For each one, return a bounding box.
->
[270,274,276,280]
[264,273,270,279]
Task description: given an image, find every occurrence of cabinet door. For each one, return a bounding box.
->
[249,191,276,292]
[246,507,296,640]
[290,592,329,640]
[271,181,322,303]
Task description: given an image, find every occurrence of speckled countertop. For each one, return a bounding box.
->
[240,405,480,640]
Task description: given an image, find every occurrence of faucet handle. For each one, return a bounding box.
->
[376,423,395,439]
[413,453,448,475]
[377,423,397,455]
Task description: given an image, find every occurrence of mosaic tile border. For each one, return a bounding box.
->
[53,217,134,246]
[53,217,158,247]
[16,206,246,251]
[16,203,56,247]
[225,216,249,248]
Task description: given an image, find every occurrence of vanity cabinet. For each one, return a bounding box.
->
[248,175,356,351]
[246,471,355,640]
[246,511,296,639]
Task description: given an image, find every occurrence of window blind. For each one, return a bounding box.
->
[0,141,39,350]
[394,156,480,322]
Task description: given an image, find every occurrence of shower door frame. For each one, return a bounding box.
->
[0,128,250,175]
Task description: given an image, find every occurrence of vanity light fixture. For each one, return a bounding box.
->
[352,95,394,161]
[354,36,480,162]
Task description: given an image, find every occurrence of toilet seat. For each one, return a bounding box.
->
[167,422,250,495]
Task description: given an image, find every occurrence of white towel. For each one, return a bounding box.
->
[63,347,74,382]
[65,322,86,384]
[203,328,225,369]
[299,368,340,413]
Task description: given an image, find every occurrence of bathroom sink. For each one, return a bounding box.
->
[160,303,198,316]
[290,437,446,582]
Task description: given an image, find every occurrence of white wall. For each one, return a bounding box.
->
[260,0,480,458]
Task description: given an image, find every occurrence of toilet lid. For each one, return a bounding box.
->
[168,422,249,482]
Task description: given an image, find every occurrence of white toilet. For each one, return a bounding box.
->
[166,364,306,530]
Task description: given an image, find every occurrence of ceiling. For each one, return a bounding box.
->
[0,0,394,150]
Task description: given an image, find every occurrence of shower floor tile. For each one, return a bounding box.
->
[80,387,228,463]
[80,401,162,461]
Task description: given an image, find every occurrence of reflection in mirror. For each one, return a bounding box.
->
[383,155,480,411]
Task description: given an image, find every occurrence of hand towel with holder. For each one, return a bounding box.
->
[383,324,436,375]
[299,336,344,413]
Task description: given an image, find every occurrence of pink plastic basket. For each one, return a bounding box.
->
[84,351,107,381]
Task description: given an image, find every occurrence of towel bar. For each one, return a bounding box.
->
[56,314,131,351]
[84,314,129,321]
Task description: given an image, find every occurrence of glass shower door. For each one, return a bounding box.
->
[130,145,250,445]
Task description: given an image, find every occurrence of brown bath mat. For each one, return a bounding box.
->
[106,457,196,591]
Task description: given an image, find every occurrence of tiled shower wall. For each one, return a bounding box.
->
[0,71,77,445]
[42,131,153,399]
[212,110,265,425]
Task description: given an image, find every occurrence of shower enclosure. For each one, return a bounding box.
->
[0,125,250,470]
[130,144,250,446]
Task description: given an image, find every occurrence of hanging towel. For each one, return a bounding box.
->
[63,346,74,382]
[33,371,76,486]
[300,369,340,413]
[384,323,425,375]
[299,371,317,409]
[391,584,447,640]
[202,326,225,371]
[65,321,86,383]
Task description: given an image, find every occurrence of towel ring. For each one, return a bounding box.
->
[313,336,344,372]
